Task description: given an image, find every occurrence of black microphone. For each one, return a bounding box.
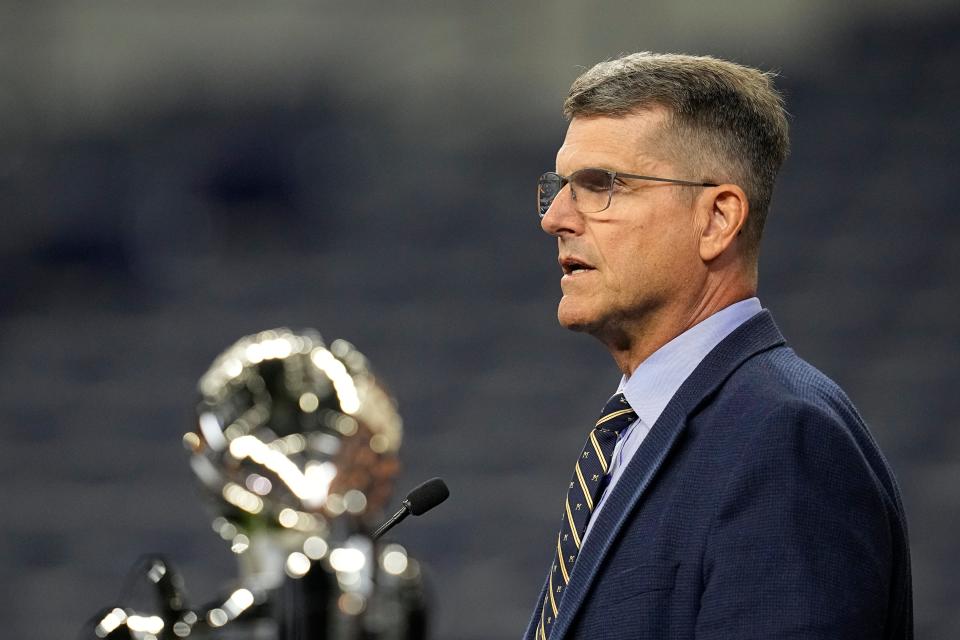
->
[372,477,449,540]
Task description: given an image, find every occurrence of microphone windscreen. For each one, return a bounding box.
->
[405,477,450,516]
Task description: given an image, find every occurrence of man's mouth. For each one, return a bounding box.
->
[560,256,595,276]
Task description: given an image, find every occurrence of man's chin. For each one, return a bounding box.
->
[557,301,598,334]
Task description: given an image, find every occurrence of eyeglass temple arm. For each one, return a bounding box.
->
[614,172,717,187]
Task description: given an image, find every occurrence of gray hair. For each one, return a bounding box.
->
[564,52,790,254]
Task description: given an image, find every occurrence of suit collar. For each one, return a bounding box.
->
[546,310,786,639]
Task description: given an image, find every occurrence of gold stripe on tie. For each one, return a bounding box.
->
[574,462,593,510]
[589,431,608,474]
[564,499,582,549]
[556,534,571,583]
[595,407,635,426]
[548,571,559,615]
[539,606,547,640]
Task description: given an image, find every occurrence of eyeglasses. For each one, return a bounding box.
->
[537,167,717,219]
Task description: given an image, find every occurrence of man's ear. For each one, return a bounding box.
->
[699,184,749,262]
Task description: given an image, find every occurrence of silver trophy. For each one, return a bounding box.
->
[87,329,429,639]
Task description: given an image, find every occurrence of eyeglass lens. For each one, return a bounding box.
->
[537,169,614,218]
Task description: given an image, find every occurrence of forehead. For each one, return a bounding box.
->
[556,108,670,173]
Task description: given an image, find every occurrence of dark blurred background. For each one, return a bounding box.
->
[1,2,958,638]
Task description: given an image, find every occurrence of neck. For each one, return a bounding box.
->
[602,279,755,377]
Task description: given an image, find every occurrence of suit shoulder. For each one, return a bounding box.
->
[702,345,885,481]
[719,344,863,428]
[707,345,905,512]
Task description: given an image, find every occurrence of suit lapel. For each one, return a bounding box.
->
[547,311,786,639]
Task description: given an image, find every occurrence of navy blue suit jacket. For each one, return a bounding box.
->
[524,311,912,639]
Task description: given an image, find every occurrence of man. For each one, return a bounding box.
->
[525,53,912,639]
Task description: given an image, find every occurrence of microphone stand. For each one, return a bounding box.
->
[372,501,412,540]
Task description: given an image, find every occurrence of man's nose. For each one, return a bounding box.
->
[540,187,583,236]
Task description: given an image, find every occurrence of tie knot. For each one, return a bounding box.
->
[594,393,636,434]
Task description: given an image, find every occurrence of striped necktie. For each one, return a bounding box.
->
[536,393,636,640]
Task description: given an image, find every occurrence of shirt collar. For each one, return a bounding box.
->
[616,297,763,427]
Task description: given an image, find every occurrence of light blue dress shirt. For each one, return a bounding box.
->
[582,297,763,542]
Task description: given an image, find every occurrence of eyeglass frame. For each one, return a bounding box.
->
[537,167,718,219]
